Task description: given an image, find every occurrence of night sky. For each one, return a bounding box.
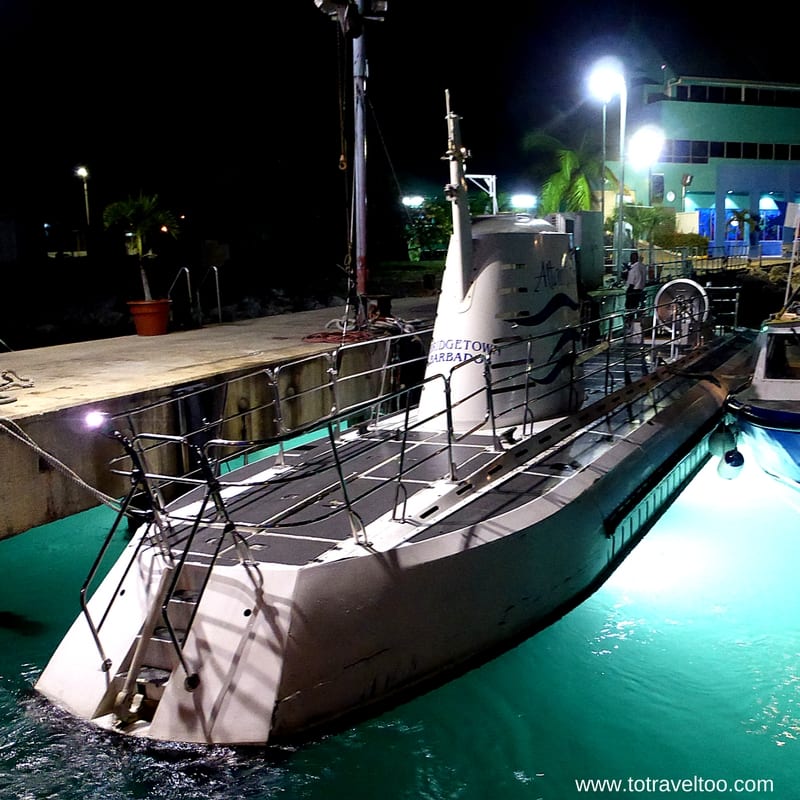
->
[1,2,797,270]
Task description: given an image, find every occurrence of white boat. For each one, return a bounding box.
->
[34,98,756,745]
[724,290,800,487]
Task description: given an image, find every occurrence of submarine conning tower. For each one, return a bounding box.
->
[417,213,583,432]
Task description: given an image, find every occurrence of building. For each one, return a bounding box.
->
[604,47,800,258]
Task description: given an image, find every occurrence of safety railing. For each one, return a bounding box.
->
[102,283,739,502]
[77,286,744,674]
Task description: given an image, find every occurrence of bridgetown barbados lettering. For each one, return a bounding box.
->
[427,338,493,364]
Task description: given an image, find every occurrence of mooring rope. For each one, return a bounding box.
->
[0,417,122,511]
[0,369,34,404]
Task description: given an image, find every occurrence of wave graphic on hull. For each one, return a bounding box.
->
[531,352,578,386]
[510,293,579,327]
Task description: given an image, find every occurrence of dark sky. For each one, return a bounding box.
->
[1,2,797,260]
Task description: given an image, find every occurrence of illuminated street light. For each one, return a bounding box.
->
[588,57,627,278]
[629,124,665,264]
[511,193,537,210]
[628,124,665,204]
[75,165,90,226]
[402,195,425,208]
[628,125,665,172]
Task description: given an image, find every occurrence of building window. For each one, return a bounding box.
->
[651,174,665,204]
[691,141,709,162]
[724,86,742,103]
[758,143,774,159]
[674,140,691,161]
[669,82,800,108]
[664,139,800,163]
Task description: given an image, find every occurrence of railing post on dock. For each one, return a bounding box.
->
[196,265,223,324]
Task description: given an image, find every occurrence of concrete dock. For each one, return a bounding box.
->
[0,298,437,539]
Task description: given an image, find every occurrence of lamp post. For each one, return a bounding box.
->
[681,174,693,212]
[629,124,665,266]
[75,165,90,226]
[589,57,627,279]
[600,102,607,224]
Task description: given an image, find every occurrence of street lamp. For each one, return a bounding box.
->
[511,193,538,211]
[75,165,90,226]
[628,124,665,204]
[588,57,627,278]
[629,124,665,265]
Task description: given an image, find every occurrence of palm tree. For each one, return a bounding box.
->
[103,193,180,301]
[609,204,673,249]
[522,131,606,214]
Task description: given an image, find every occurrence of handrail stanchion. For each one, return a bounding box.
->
[196,265,223,324]
[212,266,222,324]
[168,266,195,323]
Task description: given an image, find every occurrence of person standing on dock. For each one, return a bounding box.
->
[625,251,647,338]
[625,251,647,309]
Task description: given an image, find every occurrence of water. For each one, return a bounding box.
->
[1,447,798,799]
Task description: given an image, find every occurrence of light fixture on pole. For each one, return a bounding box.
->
[628,124,665,204]
[600,101,607,224]
[75,165,90,226]
[588,78,610,226]
[588,57,627,278]
[681,174,693,212]
[629,124,665,265]
[510,193,538,211]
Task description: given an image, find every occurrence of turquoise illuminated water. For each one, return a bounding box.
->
[1,446,798,799]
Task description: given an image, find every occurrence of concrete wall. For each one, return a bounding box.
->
[0,344,389,541]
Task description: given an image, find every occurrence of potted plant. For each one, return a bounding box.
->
[103,193,180,335]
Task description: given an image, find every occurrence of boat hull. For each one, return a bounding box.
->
[725,310,800,488]
[36,342,746,745]
[29,91,760,748]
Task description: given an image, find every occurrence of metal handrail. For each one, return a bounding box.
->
[83,291,744,678]
[197,265,223,324]
[168,266,193,309]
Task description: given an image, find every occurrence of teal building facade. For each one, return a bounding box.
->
[610,72,800,257]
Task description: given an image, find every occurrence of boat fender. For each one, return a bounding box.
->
[717,448,744,480]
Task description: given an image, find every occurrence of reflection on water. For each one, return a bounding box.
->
[0,446,798,799]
